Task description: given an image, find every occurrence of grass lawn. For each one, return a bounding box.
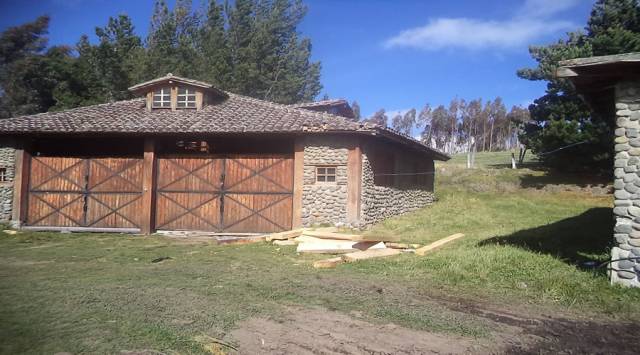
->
[1,151,638,354]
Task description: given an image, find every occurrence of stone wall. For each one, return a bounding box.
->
[611,81,640,287]
[0,139,16,222]
[360,150,435,226]
[301,136,349,226]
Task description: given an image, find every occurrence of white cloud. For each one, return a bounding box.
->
[383,0,579,51]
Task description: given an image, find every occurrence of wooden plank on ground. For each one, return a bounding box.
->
[342,248,401,262]
[216,235,267,245]
[265,228,307,241]
[302,230,395,242]
[415,233,465,256]
[313,257,344,269]
[384,242,421,249]
[296,240,385,254]
[273,239,296,246]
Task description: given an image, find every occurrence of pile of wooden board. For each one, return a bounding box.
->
[265,228,465,269]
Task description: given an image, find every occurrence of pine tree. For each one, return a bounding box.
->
[0,16,56,117]
[588,0,640,55]
[93,15,144,100]
[518,0,640,170]
[198,0,232,87]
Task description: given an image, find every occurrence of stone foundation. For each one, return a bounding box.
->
[360,153,435,225]
[0,139,16,222]
[611,81,640,287]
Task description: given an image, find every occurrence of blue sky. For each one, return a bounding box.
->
[0,0,595,118]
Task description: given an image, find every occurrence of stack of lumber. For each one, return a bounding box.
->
[263,229,465,269]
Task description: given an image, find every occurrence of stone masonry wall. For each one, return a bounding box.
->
[0,139,16,222]
[360,152,435,226]
[301,136,349,226]
[611,81,640,287]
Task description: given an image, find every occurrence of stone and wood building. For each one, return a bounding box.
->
[558,52,640,287]
[0,74,448,234]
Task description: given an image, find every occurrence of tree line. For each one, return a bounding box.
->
[356,99,530,155]
[0,0,322,118]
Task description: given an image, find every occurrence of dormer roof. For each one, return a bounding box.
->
[128,73,227,98]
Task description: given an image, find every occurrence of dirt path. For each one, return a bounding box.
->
[228,304,636,354]
[229,307,491,354]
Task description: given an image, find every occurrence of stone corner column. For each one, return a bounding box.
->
[612,81,640,287]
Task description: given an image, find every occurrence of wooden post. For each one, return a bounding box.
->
[141,138,157,234]
[347,142,362,224]
[170,86,177,111]
[292,137,304,228]
[11,144,31,226]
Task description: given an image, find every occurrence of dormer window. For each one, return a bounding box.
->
[152,87,171,108]
[177,87,197,108]
[129,73,228,112]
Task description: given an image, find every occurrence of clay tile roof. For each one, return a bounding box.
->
[0,93,366,134]
[0,86,450,160]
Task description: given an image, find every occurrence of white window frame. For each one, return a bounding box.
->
[177,87,197,108]
[316,166,337,184]
[152,87,171,108]
[0,168,7,182]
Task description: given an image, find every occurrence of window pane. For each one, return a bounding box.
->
[317,168,326,174]
[177,101,186,108]
[327,175,336,182]
[327,168,336,174]
[178,87,187,95]
[317,175,325,182]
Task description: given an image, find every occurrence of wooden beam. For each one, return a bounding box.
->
[170,86,177,111]
[146,91,152,111]
[141,138,157,234]
[342,248,401,262]
[415,233,465,256]
[292,137,304,228]
[195,90,204,110]
[347,141,362,223]
[11,145,30,226]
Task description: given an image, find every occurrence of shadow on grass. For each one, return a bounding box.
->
[479,207,614,271]
[519,172,611,189]
[488,162,612,190]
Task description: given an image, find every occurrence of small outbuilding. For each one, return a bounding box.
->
[0,74,448,234]
[558,52,640,287]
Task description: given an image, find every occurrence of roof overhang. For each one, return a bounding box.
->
[557,52,640,95]
[556,52,640,118]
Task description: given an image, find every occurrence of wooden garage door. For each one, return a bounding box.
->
[155,154,293,233]
[26,156,143,229]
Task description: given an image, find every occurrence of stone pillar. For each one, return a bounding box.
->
[612,81,640,287]
[0,138,16,222]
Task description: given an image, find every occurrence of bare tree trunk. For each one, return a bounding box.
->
[489,119,494,152]
[511,152,517,169]
[467,136,474,169]
[471,139,476,168]
[482,122,487,152]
